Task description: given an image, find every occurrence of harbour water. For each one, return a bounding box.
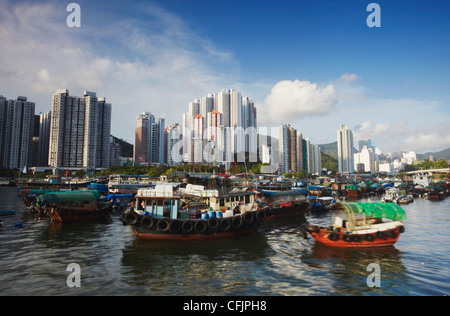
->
[0,186,448,296]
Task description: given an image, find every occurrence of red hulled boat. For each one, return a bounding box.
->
[301,202,406,248]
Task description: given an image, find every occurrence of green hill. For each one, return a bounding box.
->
[418,147,450,161]
[111,135,133,158]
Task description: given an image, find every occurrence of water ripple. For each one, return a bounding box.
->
[1,187,449,296]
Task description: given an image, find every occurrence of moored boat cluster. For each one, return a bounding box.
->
[9,172,449,248]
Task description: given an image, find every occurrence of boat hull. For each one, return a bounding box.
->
[123,208,269,241]
[48,203,112,223]
[268,200,308,218]
[131,226,256,241]
[306,225,404,248]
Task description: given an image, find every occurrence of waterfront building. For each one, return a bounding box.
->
[0,95,35,170]
[354,145,375,172]
[337,124,354,174]
[134,112,165,164]
[49,89,111,169]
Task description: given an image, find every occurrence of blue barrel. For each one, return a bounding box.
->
[216,211,223,219]
[208,211,216,218]
[201,213,209,220]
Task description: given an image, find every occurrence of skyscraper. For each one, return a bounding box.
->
[134,112,165,164]
[0,95,35,170]
[182,89,257,165]
[37,111,51,166]
[49,89,111,169]
[337,124,354,174]
[279,124,309,174]
[166,123,181,166]
[206,110,224,163]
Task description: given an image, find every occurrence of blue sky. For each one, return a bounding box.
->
[1,0,449,153]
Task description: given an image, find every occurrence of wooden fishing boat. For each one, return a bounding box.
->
[17,188,67,207]
[307,196,336,212]
[122,185,268,241]
[36,190,112,222]
[254,188,309,218]
[301,202,406,248]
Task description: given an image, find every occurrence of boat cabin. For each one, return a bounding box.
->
[255,188,307,205]
[330,202,406,233]
[134,185,182,219]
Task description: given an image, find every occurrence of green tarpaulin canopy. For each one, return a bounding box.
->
[36,190,100,205]
[332,202,407,221]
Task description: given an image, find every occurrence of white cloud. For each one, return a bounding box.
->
[260,79,337,123]
[0,0,236,143]
[403,123,450,153]
[353,121,391,140]
[337,72,360,83]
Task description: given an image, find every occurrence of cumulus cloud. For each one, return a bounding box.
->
[403,123,450,152]
[0,0,236,142]
[260,80,337,123]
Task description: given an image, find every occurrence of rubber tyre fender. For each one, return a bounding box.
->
[124,211,139,225]
[208,217,219,230]
[342,234,353,242]
[387,230,397,239]
[169,220,182,233]
[219,218,232,232]
[194,220,208,233]
[242,212,254,224]
[231,216,243,229]
[398,226,405,234]
[181,220,194,233]
[141,215,154,228]
[156,218,171,232]
[328,232,339,241]
[364,234,375,242]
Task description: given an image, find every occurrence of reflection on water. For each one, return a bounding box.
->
[0,186,449,296]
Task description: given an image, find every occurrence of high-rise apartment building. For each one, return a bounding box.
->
[337,124,354,174]
[181,89,257,165]
[279,124,310,174]
[278,124,291,173]
[37,111,51,166]
[278,124,321,175]
[308,143,322,175]
[0,95,35,170]
[134,112,165,164]
[166,123,181,166]
[49,89,111,169]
